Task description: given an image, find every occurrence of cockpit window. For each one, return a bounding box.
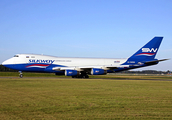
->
[14,55,19,57]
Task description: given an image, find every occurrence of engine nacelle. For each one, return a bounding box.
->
[91,68,107,75]
[65,70,79,76]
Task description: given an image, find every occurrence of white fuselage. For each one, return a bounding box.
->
[3,54,127,67]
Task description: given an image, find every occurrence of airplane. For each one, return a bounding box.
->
[2,37,168,78]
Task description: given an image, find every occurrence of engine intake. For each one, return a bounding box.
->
[65,70,79,76]
[91,68,107,75]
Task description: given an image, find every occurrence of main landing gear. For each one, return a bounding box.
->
[72,75,89,78]
[72,72,89,78]
[19,71,23,78]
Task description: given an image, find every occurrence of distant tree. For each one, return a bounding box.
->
[120,70,168,74]
[0,65,18,72]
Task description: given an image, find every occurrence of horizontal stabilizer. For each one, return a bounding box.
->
[144,59,169,64]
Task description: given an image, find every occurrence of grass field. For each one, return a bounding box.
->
[1,72,172,80]
[0,73,172,119]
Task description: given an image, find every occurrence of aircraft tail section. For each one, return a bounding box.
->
[127,37,163,62]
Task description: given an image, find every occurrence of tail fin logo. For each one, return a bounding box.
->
[128,37,163,59]
[136,48,157,56]
[142,48,158,53]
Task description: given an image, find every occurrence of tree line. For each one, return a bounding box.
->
[121,70,171,74]
[0,65,18,72]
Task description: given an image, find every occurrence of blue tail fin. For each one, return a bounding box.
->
[127,37,163,61]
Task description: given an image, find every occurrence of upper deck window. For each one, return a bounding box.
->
[14,55,19,57]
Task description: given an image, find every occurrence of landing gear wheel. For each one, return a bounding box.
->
[19,71,23,78]
[82,75,89,78]
[72,75,79,78]
[71,72,89,79]
[85,75,89,78]
[19,74,23,78]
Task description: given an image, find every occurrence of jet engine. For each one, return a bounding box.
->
[91,68,107,75]
[65,70,79,76]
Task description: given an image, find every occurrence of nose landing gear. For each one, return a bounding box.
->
[19,71,23,78]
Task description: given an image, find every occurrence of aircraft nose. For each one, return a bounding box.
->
[2,58,14,65]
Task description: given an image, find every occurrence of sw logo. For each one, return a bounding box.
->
[142,48,158,53]
[135,48,157,56]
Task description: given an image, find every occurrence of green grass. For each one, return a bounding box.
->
[1,72,172,80]
[0,72,69,78]
[0,77,172,119]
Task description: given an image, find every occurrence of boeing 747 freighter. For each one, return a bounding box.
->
[2,37,168,78]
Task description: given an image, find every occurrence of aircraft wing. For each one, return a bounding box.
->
[52,65,129,71]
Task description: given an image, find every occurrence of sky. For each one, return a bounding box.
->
[0,0,172,71]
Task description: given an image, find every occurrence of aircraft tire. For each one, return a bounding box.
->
[72,75,89,79]
[72,76,77,78]
[19,74,23,78]
[82,75,89,79]
[85,75,89,78]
